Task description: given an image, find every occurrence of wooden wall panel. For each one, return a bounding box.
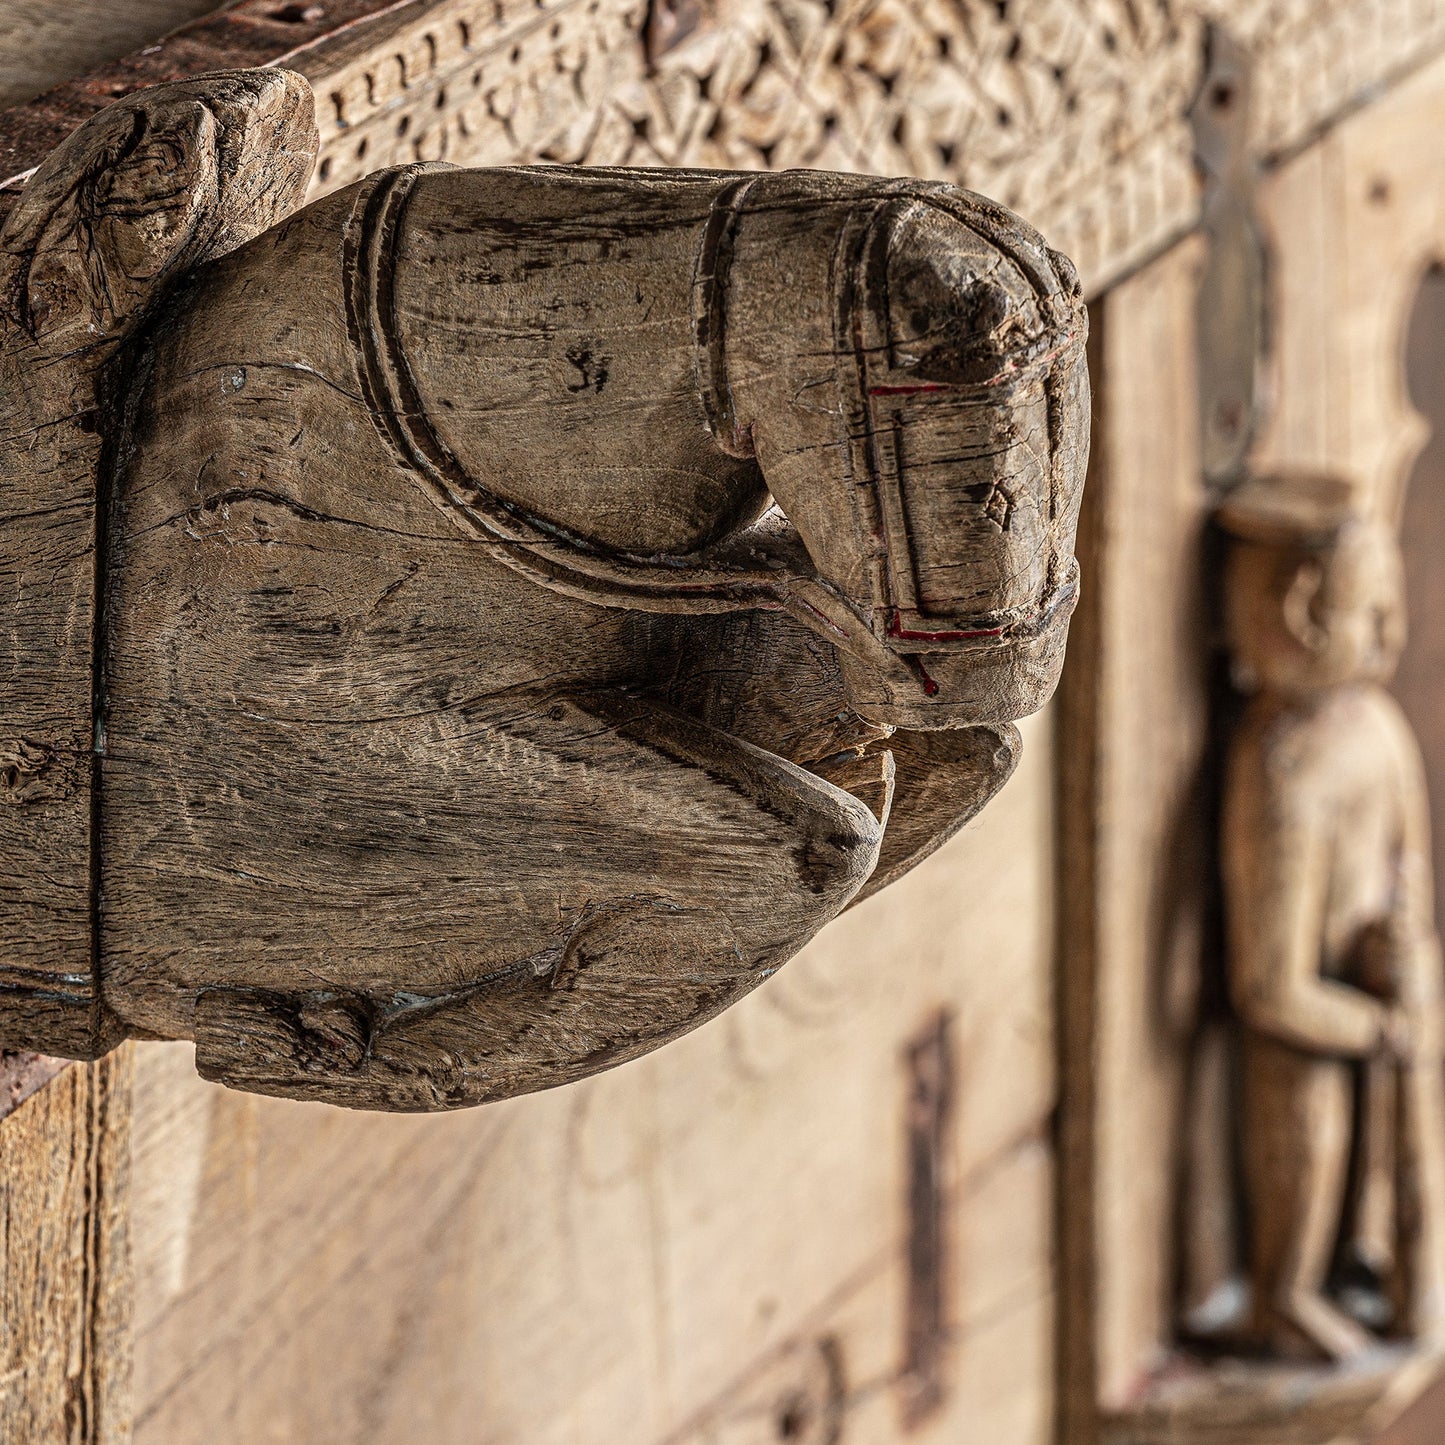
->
[1070,43,1445,1445]
[1253,47,1445,519]
[126,712,1058,1445]
[1057,237,1212,1436]
[1396,269,1445,994]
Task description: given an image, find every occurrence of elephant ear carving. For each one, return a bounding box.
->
[0,68,317,358]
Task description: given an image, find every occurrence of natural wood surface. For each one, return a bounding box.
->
[0,1,223,110]
[0,1049,132,1445]
[1056,236,1212,1435]
[4,8,1445,1445]
[0,0,1201,295]
[0,20,1073,1444]
[1252,46,1445,519]
[125,720,1058,1443]
[0,71,1088,1109]
[1080,455,1445,1445]
[0,68,318,1059]
[1101,1350,1445,1445]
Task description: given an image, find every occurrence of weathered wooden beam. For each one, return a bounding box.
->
[0,1048,132,1445]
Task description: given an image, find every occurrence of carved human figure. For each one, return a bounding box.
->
[0,71,1088,1109]
[1220,474,1445,1358]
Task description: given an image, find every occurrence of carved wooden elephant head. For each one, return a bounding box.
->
[0,70,1088,1110]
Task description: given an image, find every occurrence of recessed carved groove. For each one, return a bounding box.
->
[901,1007,955,1428]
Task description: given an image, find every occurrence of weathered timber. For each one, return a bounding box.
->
[0,1047,132,1445]
[0,69,318,1058]
[0,70,1088,1110]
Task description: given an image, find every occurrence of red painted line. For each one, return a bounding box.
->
[888,616,1009,642]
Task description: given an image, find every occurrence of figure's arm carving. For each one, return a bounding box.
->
[1224,741,1387,1058]
[0,70,1089,1110]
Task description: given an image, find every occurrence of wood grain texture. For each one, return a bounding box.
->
[0,0,224,110]
[1376,1364,1445,1444]
[1252,46,1445,519]
[1100,1350,1445,1445]
[0,68,317,1057]
[0,71,1089,1109]
[0,32,1075,1442]
[1055,236,1212,1435]
[0,0,1204,296]
[125,716,1057,1443]
[5,1,1445,300]
[0,1048,132,1445]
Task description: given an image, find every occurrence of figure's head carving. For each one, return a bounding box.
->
[1220,473,1405,695]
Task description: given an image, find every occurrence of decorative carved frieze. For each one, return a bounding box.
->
[1197,0,1445,160]
[5,1,1445,295]
[273,0,1210,292]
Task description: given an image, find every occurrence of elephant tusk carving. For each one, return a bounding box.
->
[0,68,1089,1111]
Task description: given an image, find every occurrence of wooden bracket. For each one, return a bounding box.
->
[0,69,1088,1109]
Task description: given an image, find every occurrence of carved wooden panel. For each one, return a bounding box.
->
[5,4,1445,1444]
[1071,37,1445,1445]
[0,68,1089,1109]
[0,12,1086,1441]
[8,0,1445,300]
[288,0,1205,295]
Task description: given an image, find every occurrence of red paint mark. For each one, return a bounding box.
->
[867,382,957,397]
[977,332,1080,387]
[888,614,1008,643]
[792,597,849,640]
[914,658,940,696]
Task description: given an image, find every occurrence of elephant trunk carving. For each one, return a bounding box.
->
[0,70,1089,1110]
